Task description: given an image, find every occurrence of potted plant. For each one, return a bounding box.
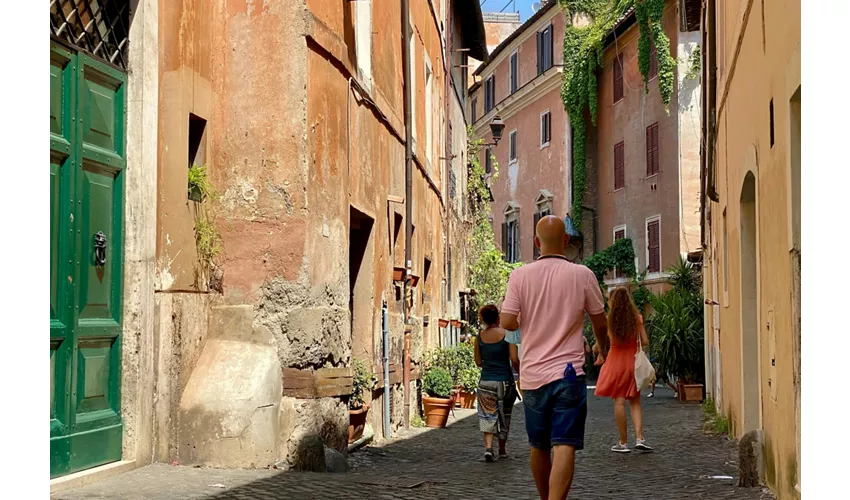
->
[455,366,480,409]
[421,366,454,428]
[438,318,450,328]
[188,164,212,202]
[648,260,705,403]
[349,358,376,443]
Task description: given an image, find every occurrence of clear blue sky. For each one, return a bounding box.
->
[479,0,541,22]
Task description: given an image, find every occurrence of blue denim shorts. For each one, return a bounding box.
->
[522,376,587,450]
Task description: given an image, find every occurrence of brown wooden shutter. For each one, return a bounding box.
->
[652,124,660,175]
[613,53,624,102]
[533,212,541,260]
[537,32,543,74]
[649,43,658,78]
[647,220,660,273]
[646,123,659,176]
[502,221,508,257]
[614,141,625,190]
[514,216,521,262]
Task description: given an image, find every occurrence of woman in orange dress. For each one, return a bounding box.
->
[594,287,653,453]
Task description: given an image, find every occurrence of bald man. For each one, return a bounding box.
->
[500,215,608,500]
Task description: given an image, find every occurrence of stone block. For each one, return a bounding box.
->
[177,337,282,468]
[324,445,349,473]
[738,429,764,488]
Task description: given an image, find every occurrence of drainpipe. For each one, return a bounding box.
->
[705,0,719,204]
[444,0,452,324]
[382,301,391,440]
[401,0,413,430]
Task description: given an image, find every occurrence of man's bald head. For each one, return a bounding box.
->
[535,215,568,256]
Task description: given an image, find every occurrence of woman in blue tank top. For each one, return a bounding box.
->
[474,304,520,462]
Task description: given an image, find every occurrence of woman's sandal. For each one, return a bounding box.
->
[484,448,495,462]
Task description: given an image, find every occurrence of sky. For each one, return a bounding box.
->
[479,0,542,22]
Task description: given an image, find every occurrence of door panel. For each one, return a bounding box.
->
[50,42,75,477]
[50,42,125,479]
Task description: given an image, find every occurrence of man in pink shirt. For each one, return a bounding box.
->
[500,216,608,500]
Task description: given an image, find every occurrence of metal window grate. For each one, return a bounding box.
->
[449,169,456,200]
[50,0,130,69]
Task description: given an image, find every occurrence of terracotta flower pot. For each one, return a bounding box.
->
[676,380,686,401]
[456,390,476,409]
[450,320,461,328]
[683,384,704,402]
[392,267,405,281]
[422,396,454,428]
[438,318,449,328]
[348,405,370,443]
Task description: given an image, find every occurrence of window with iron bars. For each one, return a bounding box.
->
[449,169,457,201]
[50,0,130,69]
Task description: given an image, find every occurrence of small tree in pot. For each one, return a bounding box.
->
[421,367,454,428]
[348,359,376,443]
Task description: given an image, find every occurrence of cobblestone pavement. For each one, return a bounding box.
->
[54,387,774,499]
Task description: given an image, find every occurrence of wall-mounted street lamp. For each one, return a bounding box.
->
[483,115,505,147]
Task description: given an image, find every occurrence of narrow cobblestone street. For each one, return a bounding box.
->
[54,388,773,499]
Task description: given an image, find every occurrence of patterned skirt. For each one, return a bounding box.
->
[476,380,518,440]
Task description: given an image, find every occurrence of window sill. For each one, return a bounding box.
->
[509,159,517,165]
[613,97,624,105]
[646,173,659,180]
[540,142,550,150]
[613,187,625,193]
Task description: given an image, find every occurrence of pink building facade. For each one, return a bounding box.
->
[469,1,572,263]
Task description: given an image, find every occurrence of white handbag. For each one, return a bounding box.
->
[634,336,656,391]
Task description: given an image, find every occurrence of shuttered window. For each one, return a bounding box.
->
[647,219,661,273]
[537,24,554,75]
[614,228,626,278]
[484,147,492,174]
[614,141,625,190]
[533,207,552,260]
[540,111,551,146]
[649,43,658,79]
[485,77,495,113]
[509,130,517,162]
[504,218,520,263]
[613,53,624,103]
[646,122,659,176]
[471,97,478,122]
[510,52,519,93]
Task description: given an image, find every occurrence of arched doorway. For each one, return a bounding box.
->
[739,171,761,433]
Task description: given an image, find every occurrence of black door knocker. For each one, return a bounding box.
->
[94,231,107,267]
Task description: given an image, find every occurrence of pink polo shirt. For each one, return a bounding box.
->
[501,257,605,391]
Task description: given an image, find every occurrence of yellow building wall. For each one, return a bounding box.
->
[705,1,800,499]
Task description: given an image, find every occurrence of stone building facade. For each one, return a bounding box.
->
[50,0,486,489]
[589,0,701,292]
[469,1,572,265]
[699,0,801,497]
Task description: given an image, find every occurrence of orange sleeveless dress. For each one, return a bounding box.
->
[594,330,640,400]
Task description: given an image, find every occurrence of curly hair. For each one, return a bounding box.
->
[478,304,500,327]
[607,287,640,342]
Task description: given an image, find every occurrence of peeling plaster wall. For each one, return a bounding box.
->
[704,0,801,497]
[150,0,460,466]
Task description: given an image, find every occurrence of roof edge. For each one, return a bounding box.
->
[473,0,559,77]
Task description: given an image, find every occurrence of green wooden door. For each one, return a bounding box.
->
[50,41,126,479]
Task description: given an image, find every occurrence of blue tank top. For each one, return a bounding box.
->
[479,338,514,382]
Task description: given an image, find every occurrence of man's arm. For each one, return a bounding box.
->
[500,313,519,331]
[589,311,608,363]
[509,343,520,373]
[500,272,521,331]
[584,268,608,362]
